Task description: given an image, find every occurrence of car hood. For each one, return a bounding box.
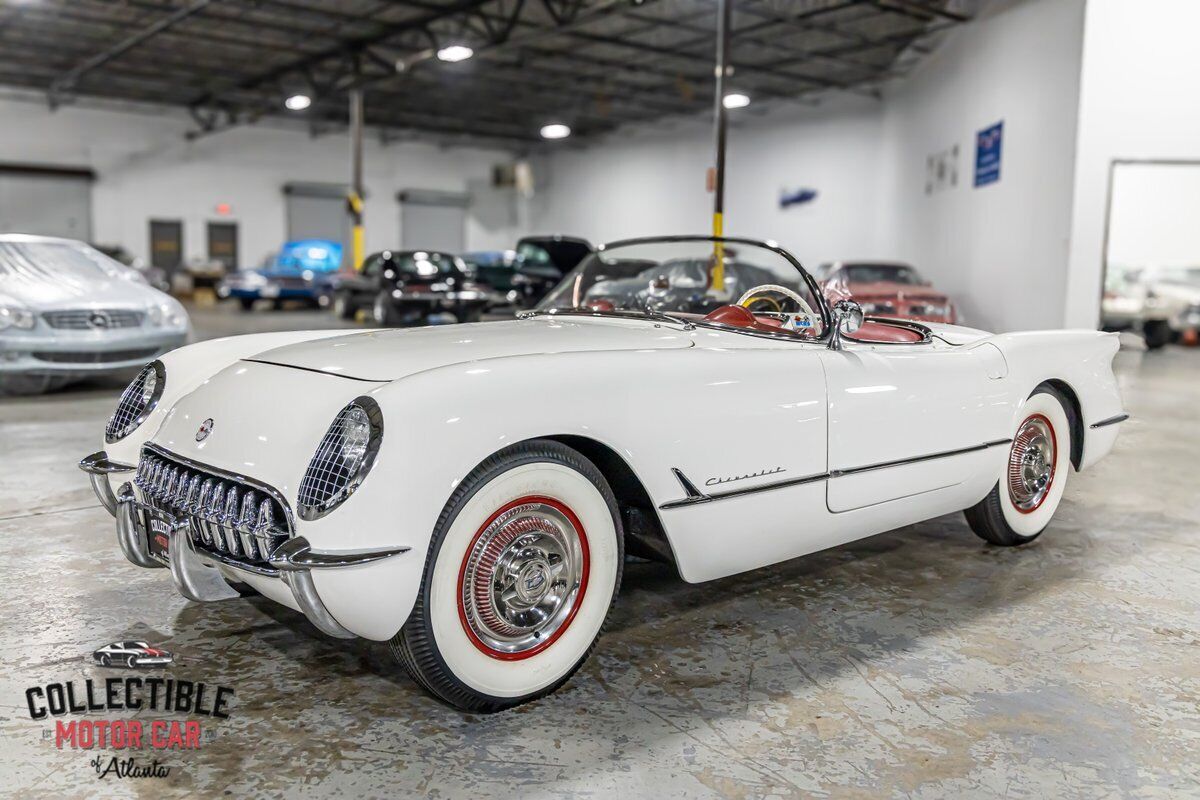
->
[0,271,171,310]
[246,315,694,381]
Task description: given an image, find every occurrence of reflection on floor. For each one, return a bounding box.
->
[1,305,1196,797]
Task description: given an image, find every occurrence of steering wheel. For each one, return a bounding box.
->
[737,284,817,319]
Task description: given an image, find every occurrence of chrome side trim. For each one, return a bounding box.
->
[829,438,1013,478]
[659,439,1013,510]
[266,536,410,570]
[660,468,829,510]
[1089,413,1129,429]
[80,451,134,516]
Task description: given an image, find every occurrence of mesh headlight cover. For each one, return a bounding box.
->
[297,397,383,520]
[105,361,165,443]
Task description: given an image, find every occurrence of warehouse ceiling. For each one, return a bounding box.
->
[0,0,973,146]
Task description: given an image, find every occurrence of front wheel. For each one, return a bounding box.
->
[391,440,624,712]
[1143,319,1172,350]
[373,292,400,326]
[332,293,355,320]
[965,386,1073,546]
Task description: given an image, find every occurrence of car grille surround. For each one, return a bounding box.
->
[35,347,160,364]
[134,445,292,571]
[43,309,145,329]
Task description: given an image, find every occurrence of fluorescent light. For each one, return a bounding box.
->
[437,45,474,63]
[723,93,750,109]
[540,123,571,140]
[285,94,311,111]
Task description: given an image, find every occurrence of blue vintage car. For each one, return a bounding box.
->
[218,239,343,310]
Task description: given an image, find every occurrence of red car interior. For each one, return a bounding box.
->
[701,304,924,343]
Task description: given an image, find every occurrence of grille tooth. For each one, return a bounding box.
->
[183,475,202,513]
[223,487,241,555]
[238,492,258,555]
[196,479,215,545]
[254,500,276,560]
[207,483,227,551]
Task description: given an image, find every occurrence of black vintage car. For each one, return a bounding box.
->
[331,250,496,325]
[499,235,594,308]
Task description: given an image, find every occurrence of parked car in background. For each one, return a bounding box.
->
[505,236,594,307]
[462,249,520,305]
[1102,264,1200,349]
[577,257,782,315]
[331,250,496,325]
[0,234,188,395]
[816,261,959,324]
[218,239,342,310]
[93,243,171,293]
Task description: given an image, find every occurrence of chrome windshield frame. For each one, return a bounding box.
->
[537,235,833,342]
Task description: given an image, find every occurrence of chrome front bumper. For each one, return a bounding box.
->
[80,450,408,639]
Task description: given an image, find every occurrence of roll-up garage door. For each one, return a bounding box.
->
[0,164,94,240]
[399,189,468,253]
[284,182,351,267]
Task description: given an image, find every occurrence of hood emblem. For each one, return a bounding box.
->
[87,311,111,329]
[195,418,214,442]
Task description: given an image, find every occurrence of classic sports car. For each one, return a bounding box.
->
[93,640,174,669]
[79,236,1126,713]
[1102,263,1200,349]
[330,250,496,325]
[817,261,959,324]
[218,239,342,310]
[500,235,594,308]
[0,235,189,395]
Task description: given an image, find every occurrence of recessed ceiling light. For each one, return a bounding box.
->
[723,93,750,109]
[285,94,312,111]
[540,123,571,140]
[437,45,474,63]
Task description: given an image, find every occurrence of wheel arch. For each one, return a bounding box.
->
[1036,379,1084,470]
[537,434,680,574]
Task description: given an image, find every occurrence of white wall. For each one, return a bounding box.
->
[531,0,1087,332]
[529,95,887,271]
[1064,0,1200,327]
[876,0,1085,332]
[1107,162,1200,268]
[0,95,519,267]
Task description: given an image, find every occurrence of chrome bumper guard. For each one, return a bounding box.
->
[81,451,409,639]
[79,450,135,516]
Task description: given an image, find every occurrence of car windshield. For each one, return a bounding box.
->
[0,240,137,284]
[537,238,824,333]
[838,264,924,285]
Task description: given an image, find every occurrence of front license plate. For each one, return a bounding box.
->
[143,510,173,564]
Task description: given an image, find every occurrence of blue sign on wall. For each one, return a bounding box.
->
[974,120,1003,187]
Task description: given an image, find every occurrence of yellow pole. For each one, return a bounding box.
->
[712,211,724,291]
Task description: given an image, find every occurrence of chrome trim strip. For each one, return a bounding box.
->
[240,358,388,383]
[1089,413,1129,429]
[829,438,1013,478]
[266,536,409,570]
[659,439,1013,510]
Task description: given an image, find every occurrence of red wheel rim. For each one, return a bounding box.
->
[457,495,590,661]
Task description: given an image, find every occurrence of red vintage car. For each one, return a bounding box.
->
[817,261,959,324]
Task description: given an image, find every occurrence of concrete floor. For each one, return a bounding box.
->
[1,303,1197,799]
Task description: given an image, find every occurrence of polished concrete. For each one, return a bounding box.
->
[1,304,1196,798]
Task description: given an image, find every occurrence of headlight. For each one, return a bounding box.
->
[105,361,166,443]
[297,397,383,520]
[145,302,186,328]
[0,305,35,331]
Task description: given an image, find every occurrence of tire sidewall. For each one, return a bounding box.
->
[420,460,620,700]
[999,391,1072,538]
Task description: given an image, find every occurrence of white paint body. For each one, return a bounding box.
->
[98,315,1125,641]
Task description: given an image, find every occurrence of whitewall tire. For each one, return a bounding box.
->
[392,440,623,712]
[965,385,1073,546]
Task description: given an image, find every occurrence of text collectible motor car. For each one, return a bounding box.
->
[79,236,1127,712]
[0,234,189,395]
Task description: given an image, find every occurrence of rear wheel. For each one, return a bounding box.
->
[391,440,623,712]
[238,297,255,311]
[332,293,355,320]
[1143,319,1172,350]
[965,386,1073,546]
[373,292,400,326]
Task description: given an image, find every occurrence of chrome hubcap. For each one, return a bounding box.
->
[460,500,585,656]
[1008,415,1056,511]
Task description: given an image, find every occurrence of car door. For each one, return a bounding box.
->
[819,337,1009,512]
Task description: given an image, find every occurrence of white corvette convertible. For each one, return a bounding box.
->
[81,236,1127,712]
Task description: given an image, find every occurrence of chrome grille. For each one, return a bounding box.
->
[35,347,159,364]
[134,446,291,570]
[43,308,145,329]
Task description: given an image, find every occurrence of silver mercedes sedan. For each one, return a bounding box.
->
[0,234,189,394]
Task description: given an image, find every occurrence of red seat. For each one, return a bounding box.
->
[702,304,924,343]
